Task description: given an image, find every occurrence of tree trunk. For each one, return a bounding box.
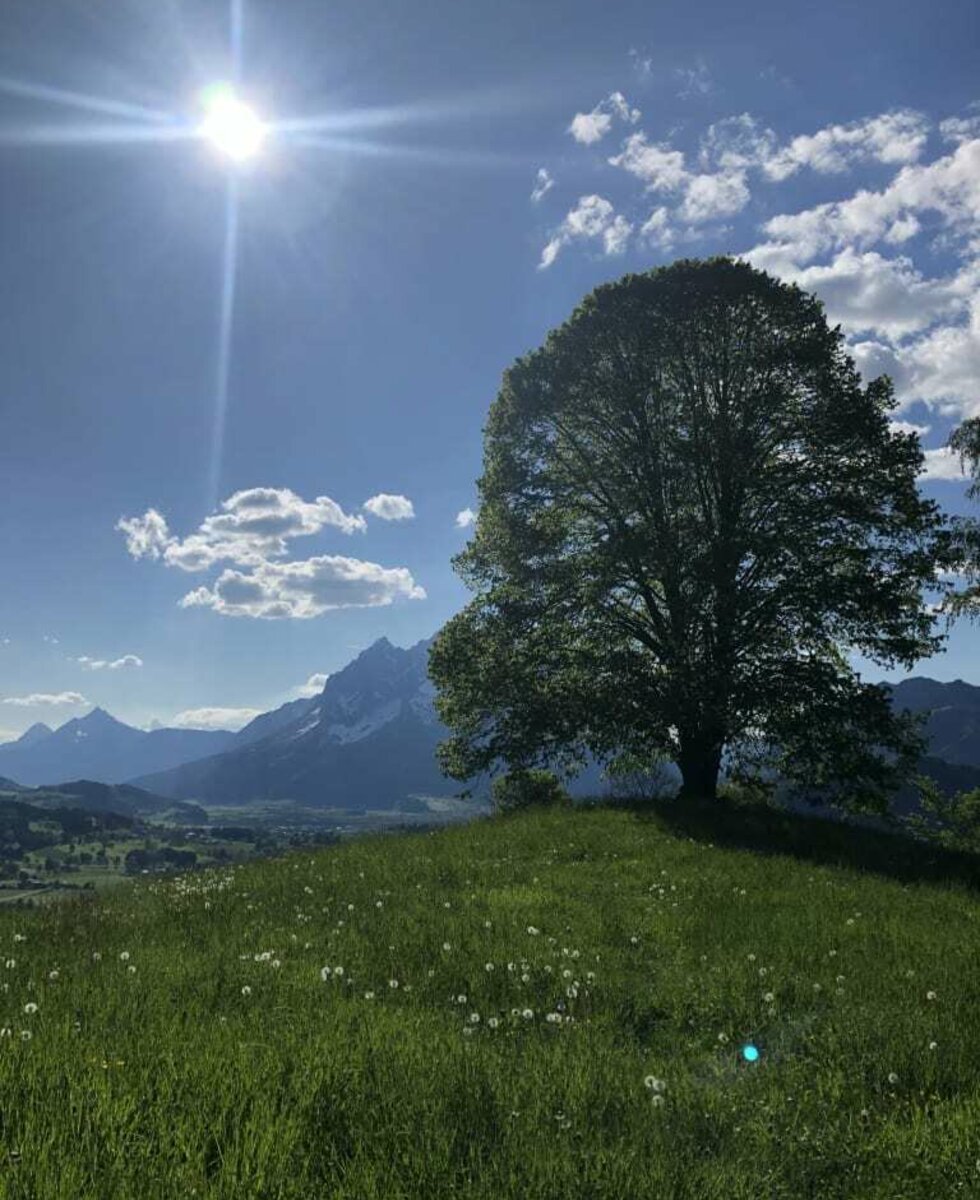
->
[677,731,724,801]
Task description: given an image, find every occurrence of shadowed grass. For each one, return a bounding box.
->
[0,800,976,1197]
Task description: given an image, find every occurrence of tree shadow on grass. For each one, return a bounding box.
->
[595,792,980,894]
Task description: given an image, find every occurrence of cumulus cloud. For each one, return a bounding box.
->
[678,170,750,222]
[77,654,143,671]
[700,114,779,171]
[888,420,932,438]
[179,555,426,619]
[362,494,415,521]
[296,672,329,698]
[609,132,688,192]
[609,131,747,226]
[747,138,980,268]
[118,488,366,574]
[169,707,262,731]
[846,285,980,421]
[761,110,929,181]
[753,249,980,340]
[3,691,87,707]
[530,168,554,203]
[639,207,674,247]
[116,509,172,560]
[539,195,632,269]
[568,92,641,145]
[455,507,477,528]
[940,115,980,144]
[919,447,971,481]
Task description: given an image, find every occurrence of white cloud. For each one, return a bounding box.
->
[609,132,688,192]
[530,167,554,203]
[362,493,415,521]
[919,446,971,481]
[169,707,262,731]
[116,509,172,560]
[760,249,980,339]
[888,420,931,438]
[700,114,778,172]
[455,507,477,528]
[639,207,674,247]
[3,691,87,708]
[675,58,713,99]
[119,488,366,574]
[179,555,426,619]
[761,110,929,181]
[850,291,980,421]
[538,195,632,269]
[296,672,329,698]
[749,138,980,268]
[568,92,641,145]
[0,729,18,744]
[77,654,143,671]
[940,115,980,144]
[678,170,750,222]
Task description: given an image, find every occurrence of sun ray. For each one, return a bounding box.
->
[207,173,241,512]
[0,74,175,123]
[288,132,527,170]
[231,0,245,84]
[0,121,195,149]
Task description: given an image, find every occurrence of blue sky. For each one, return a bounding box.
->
[1,0,979,738]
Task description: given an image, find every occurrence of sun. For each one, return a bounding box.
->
[198,83,266,162]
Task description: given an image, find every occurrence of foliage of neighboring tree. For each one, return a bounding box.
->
[490,769,571,814]
[898,777,980,855]
[932,416,980,629]
[430,257,964,813]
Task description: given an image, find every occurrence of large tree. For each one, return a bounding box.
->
[429,258,963,812]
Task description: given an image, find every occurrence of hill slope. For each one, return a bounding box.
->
[0,800,975,1197]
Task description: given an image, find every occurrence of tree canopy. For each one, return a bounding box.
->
[429,257,963,812]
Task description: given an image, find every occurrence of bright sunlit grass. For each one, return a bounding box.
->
[0,802,977,1197]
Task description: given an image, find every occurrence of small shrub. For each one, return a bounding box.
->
[491,769,571,814]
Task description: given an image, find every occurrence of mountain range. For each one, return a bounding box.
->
[0,692,316,789]
[3,639,980,815]
[133,637,451,807]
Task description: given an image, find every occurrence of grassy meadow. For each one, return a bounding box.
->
[0,794,977,1198]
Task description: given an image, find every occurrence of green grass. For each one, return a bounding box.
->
[0,797,977,1198]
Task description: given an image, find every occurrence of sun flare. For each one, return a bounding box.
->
[198,83,265,161]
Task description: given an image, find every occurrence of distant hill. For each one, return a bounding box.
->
[883,676,980,768]
[17,779,207,824]
[0,708,236,788]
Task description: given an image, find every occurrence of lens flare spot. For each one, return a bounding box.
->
[198,83,265,161]
[742,1043,760,1063]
